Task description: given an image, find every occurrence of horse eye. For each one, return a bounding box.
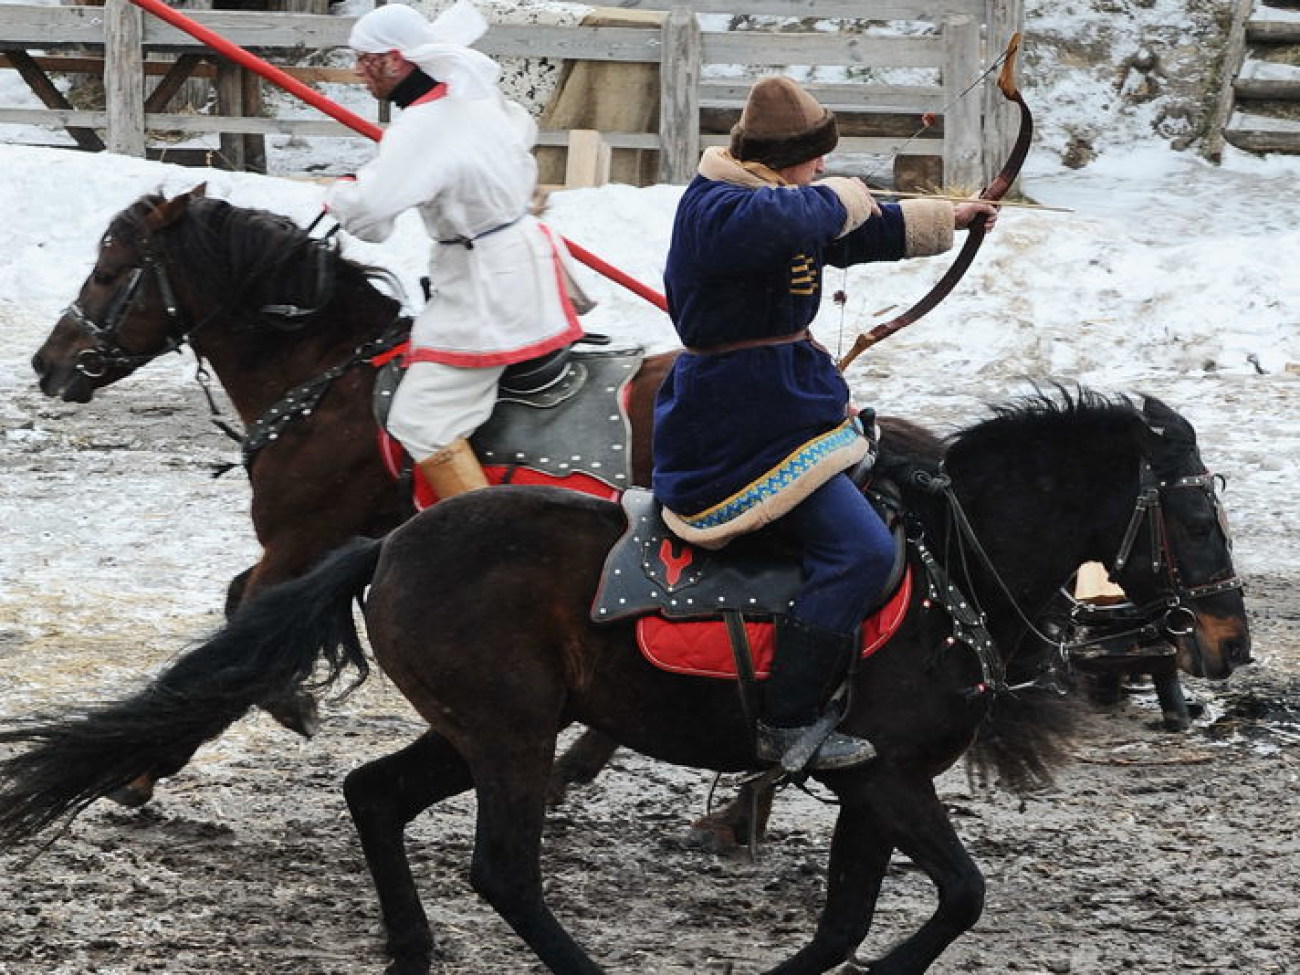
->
[92,269,114,286]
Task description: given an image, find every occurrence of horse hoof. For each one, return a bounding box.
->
[107,775,156,808]
[683,819,745,856]
[383,952,432,975]
[263,689,320,739]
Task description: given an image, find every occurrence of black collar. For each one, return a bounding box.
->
[390,69,438,109]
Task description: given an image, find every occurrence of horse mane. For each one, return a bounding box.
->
[933,387,1157,794]
[118,193,403,330]
[948,385,1143,462]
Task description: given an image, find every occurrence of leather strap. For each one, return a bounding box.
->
[687,328,809,356]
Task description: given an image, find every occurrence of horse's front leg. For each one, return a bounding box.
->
[762,789,893,974]
[848,775,985,975]
[345,731,474,975]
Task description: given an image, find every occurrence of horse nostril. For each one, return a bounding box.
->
[1227,636,1253,667]
[31,352,47,378]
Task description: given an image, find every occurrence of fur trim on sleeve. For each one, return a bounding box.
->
[817,176,876,237]
[899,199,955,257]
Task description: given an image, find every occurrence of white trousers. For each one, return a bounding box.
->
[387,361,506,463]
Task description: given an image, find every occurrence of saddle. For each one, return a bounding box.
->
[374,342,645,509]
[592,487,913,681]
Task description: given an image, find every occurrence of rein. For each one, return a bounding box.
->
[906,453,1244,697]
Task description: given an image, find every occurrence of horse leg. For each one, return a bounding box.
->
[344,731,473,975]
[223,565,254,618]
[468,745,606,974]
[547,727,619,805]
[687,778,776,855]
[846,777,985,975]
[1150,659,1192,731]
[763,799,893,974]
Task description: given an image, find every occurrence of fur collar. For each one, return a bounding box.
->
[697,147,793,189]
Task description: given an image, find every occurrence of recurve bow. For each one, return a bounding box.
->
[837,34,1033,373]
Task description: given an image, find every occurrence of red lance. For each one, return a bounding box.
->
[128,0,669,312]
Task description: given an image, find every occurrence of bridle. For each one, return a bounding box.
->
[63,235,191,379]
[1109,461,1246,629]
[910,449,1245,695]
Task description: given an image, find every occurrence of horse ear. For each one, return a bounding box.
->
[147,185,205,230]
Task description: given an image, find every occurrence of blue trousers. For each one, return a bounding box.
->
[781,473,895,636]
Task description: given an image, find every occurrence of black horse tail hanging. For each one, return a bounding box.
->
[0,538,381,847]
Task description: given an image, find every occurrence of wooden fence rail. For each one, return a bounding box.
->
[0,0,1022,185]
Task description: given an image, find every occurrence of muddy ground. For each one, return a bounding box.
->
[1,374,1298,975]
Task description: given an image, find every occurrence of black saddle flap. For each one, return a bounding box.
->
[373,347,645,490]
[592,489,804,623]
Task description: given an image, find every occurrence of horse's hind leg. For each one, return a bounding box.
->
[547,727,619,805]
[469,745,606,974]
[845,777,985,975]
[765,801,892,974]
[344,731,473,975]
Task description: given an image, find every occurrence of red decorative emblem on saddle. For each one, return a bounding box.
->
[636,566,914,680]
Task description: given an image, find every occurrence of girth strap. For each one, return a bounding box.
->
[723,610,761,753]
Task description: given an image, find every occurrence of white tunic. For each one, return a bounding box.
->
[325,85,583,367]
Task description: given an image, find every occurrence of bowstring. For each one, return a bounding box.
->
[835,43,1014,357]
[857,45,1013,189]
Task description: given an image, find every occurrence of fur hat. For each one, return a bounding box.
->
[730,76,838,170]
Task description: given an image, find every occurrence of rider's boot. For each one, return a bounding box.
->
[418,437,489,500]
[755,615,875,771]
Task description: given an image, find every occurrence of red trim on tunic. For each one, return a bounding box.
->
[410,83,449,107]
[635,566,914,681]
[404,220,585,367]
[405,325,583,368]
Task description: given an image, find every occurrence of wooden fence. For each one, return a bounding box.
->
[0,0,1022,186]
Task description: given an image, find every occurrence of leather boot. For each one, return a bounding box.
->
[418,437,489,500]
[755,615,875,771]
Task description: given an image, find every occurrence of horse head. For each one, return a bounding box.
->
[32,185,207,402]
[1108,395,1252,679]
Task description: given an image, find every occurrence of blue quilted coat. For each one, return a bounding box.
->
[652,173,911,518]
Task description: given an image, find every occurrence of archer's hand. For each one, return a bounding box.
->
[954,201,999,231]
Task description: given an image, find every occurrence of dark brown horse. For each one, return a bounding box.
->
[29,185,672,787]
[30,185,672,609]
[0,391,1250,973]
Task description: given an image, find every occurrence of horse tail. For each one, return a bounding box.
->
[964,683,1081,795]
[0,536,383,848]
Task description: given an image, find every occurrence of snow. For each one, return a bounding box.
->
[0,0,1297,659]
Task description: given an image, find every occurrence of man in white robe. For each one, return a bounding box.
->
[326,1,585,497]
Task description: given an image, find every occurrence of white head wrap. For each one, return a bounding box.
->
[349,1,500,100]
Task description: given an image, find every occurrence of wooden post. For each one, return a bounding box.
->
[1205,0,1254,161]
[564,129,611,187]
[658,5,700,184]
[215,58,245,170]
[241,66,266,173]
[104,0,146,156]
[941,14,980,190]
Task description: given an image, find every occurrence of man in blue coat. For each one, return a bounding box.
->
[652,76,997,770]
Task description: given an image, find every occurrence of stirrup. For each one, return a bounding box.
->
[755,721,876,773]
